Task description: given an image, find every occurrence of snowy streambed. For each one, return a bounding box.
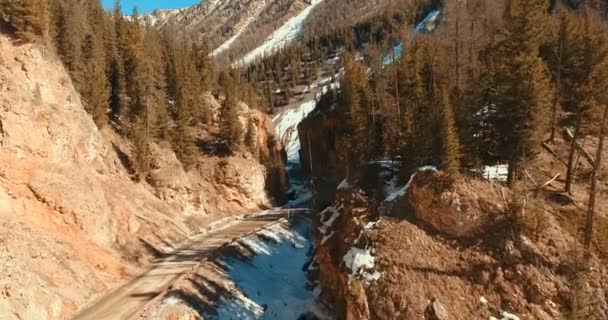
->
[206,219,330,320]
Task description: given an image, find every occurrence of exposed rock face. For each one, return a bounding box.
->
[314,187,377,320]
[0,35,281,319]
[298,108,348,206]
[396,170,505,238]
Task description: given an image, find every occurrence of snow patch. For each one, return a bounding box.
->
[237,0,325,65]
[211,1,267,56]
[273,100,317,162]
[482,164,508,182]
[273,100,317,207]
[337,178,350,190]
[383,166,438,202]
[318,206,341,236]
[343,247,381,283]
[210,220,330,320]
[490,311,521,320]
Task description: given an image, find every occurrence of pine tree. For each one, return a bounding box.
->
[131,115,150,181]
[172,43,198,168]
[244,116,257,155]
[174,105,197,169]
[341,55,371,178]
[220,85,243,152]
[582,28,608,253]
[543,11,579,143]
[81,33,109,128]
[193,41,213,90]
[564,13,608,194]
[405,40,440,171]
[438,86,462,185]
[121,7,146,128]
[398,39,426,167]
[105,3,126,124]
[0,0,47,41]
[53,0,84,88]
[143,26,169,141]
[486,0,553,186]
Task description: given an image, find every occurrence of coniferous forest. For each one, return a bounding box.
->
[3,0,608,252]
[3,0,608,318]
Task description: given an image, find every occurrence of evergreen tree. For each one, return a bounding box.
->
[341,55,371,178]
[220,84,243,152]
[132,115,150,181]
[172,43,198,168]
[81,33,109,127]
[244,116,257,155]
[486,0,553,186]
[193,41,213,90]
[143,26,170,141]
[543,11,580,143]
[53,0,85,88]
[107,1,127,124]
[437,86,462,185]
[0,0,47,40]
[564,13,608,194]
[398,40,426,167]
[121,7,146,128]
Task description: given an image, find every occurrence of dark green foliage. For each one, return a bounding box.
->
[53,0,83,85]
[131,115,150,181]
[341,55,372,179]
[244,117,257,155]
[220,87,243,152]
[480,0,553,186]
[81,33,109,127]
[261,137,287,205]
[437,86,462,185]
[0,0,47,41]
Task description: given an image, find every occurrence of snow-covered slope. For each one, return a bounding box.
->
[211,0,268,56]
[208,220,330,319]
[236,0,325,66]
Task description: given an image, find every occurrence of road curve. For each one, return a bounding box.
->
[72,212,294,320]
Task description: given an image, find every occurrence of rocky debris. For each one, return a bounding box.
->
[314,187,380,319]
[314,168,608,319]
[424,299,449,320]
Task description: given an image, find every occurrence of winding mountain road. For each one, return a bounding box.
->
[72,210,306,320]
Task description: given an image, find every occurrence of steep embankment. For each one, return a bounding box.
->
[0,35,281,320]
[314,167,608,319]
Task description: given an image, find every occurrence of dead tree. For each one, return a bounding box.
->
[584,102,608,253]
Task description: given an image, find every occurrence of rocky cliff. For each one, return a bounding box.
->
[0,35,282,320]
[298,107,348,207]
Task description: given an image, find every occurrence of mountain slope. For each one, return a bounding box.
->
[0,34,280,320]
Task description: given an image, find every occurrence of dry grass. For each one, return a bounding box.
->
[554,206,608,262]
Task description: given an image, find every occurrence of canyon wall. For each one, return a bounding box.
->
[0,35,282,320]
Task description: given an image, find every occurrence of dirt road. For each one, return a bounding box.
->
[72,213,290,320]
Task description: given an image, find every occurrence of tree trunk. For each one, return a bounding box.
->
[454,5,461,92]
[583,103,608,253]
[393,43,400,121]
[549,40,563,143]
[507,157,518,188]
[565,114,583,194]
